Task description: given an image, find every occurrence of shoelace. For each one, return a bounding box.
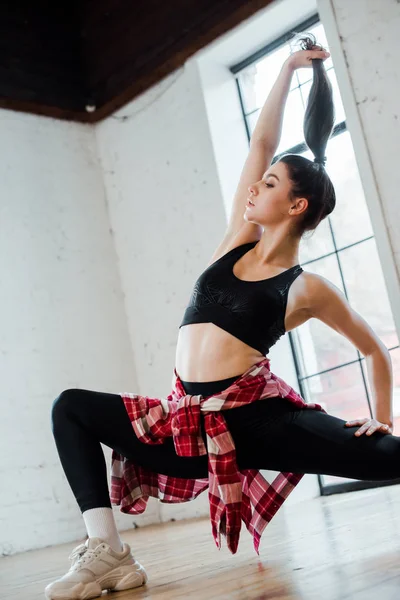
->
[68,544,102,570]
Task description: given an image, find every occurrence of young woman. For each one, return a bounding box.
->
[46,36,398,600]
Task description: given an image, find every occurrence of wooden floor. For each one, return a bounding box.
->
[3,485,400,600]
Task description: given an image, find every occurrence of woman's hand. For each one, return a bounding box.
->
[286,47,330,71]
[344,417,393,436]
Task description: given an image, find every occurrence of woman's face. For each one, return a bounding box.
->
[245,161,295,228]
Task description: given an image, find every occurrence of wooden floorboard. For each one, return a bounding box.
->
[2,485,400,599]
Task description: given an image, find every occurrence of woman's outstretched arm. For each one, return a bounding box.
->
[306,272,393,429]
[222,46,330,240]
[250,59,295,150]
[221,60,297,241]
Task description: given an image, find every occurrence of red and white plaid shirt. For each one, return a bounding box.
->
[110,357,326,555]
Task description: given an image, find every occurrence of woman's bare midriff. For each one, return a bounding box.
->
[174,323,266,382]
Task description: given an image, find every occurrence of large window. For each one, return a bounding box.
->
[233,16,400,493]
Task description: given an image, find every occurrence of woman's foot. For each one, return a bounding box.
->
[44,536,148,600]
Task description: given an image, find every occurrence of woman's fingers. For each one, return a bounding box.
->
[360,425,376,436]
[345,419,369,436]
[306,51,330,64]
[355,424,373,436]
[345,418,392,436]
[288,48,330,70]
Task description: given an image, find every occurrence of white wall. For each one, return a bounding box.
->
[0,114,140,555]
[95,61,227,400]
[2,0,400,556]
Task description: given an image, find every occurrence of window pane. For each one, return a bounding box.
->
[238,65,258,116]
[295,254,359,378]
[299,217,335,264]
[325,131,374,248]
[247,87,305,151]
[296,132,374,251]
[276,87,305,153]
[297,145,336,263]
[292,67,313,88]
[294,142,368,263]
[302,361,368,420]
[275,136,368,256]
[340,239,399,350]
[328,69,346,125]
[238,44,292,115]
[253,45,294,99]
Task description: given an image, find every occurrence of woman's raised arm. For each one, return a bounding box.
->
[223,45,330,241]
[251,46,330,151]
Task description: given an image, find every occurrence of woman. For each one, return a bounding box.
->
[46,36,397,600]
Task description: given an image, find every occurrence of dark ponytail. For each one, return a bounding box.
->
[278,33,336,238]
[301,35,335,165]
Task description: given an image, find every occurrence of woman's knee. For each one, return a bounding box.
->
[51,389,81,430]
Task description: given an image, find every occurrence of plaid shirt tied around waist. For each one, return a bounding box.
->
[110,357,326,555]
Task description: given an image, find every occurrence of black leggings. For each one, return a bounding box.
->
[51,374,400,513]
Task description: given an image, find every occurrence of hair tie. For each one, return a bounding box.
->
[314,156,327,166]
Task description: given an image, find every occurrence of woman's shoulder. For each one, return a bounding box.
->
[206,223,260,268]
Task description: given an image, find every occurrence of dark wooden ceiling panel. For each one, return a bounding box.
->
[0,1,85,119]
[81,0,274,121]
[0,0,273,122]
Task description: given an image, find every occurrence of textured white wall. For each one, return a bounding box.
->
[95,60,227,400]
[0,113,139,556]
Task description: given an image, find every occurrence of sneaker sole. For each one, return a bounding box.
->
[99,563,148,591]
[45,563,148,600]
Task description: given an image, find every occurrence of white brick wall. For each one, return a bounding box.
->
[0,114,140,555]
[95,60,227,400]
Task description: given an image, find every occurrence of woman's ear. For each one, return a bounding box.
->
[290,197,308,215]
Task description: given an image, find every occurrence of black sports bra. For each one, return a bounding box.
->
[179,241,303,355]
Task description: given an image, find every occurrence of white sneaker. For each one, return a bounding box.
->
[44,536,148,600]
